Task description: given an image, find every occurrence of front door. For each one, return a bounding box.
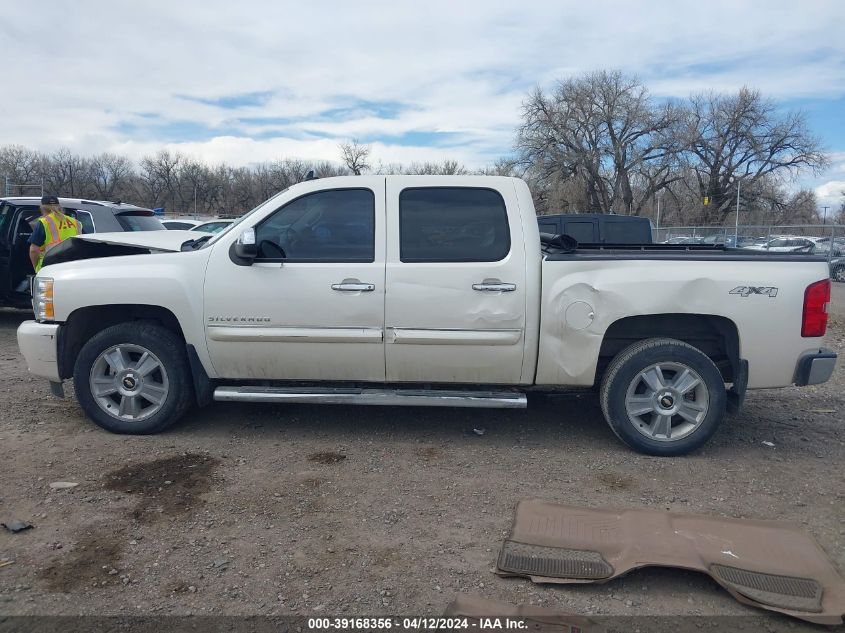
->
[384,179,527,383]
[203,179,386,381]
[3,205,39,303]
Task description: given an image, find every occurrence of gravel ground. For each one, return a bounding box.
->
[1,286,844,631]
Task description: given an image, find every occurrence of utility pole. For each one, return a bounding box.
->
[193,184,198,218]
[822,206,829,225]
[735,180,741,239]
[655,192,661,229]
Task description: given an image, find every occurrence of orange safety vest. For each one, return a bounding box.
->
[35,212,81,271]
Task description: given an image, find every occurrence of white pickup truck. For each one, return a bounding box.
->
[17,176,836,455]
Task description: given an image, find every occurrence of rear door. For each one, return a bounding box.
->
[63,208,96,233]
[384,178,527,383]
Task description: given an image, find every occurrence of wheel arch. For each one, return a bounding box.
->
[597,313,741,384]
[58,304,185,380]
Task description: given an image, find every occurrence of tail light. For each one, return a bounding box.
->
[801,279,830,337]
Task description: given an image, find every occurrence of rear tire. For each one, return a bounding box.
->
[832,266,845,283]
[600,338,726,456]
[73,322,193,434]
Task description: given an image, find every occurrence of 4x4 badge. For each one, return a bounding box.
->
[729,286,778,298]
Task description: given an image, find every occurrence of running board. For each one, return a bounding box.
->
[213,386,527,409]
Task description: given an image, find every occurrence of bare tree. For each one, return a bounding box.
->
[478,157,520,177]
[339,139,371,175]
[517,70,682,214]
[680,88,828,221]
[90,153,133,200]
[43,148,96,198]
[0,145,41,193]
[138,150,183,210]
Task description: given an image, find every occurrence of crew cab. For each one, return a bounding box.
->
[0,197,165,308]
[16,176,837,455]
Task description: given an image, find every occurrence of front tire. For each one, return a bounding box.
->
[600,338,726,456]
[73,322,193,434]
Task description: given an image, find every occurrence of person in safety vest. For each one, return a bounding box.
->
[28,195,82,272]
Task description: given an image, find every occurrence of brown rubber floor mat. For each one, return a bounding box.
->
[496,500,845,625]
[444,594,605,633]
[498,541,614,579]
[710,564,823,613]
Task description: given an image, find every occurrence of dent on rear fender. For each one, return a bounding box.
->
[539,280,608,385]
[537,273,725,386]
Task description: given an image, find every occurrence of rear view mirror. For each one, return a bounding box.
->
[231,228,258,265]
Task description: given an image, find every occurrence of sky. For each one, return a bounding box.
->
[3,0,845,209]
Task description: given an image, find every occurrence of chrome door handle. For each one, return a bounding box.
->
[472,282,516,292]
[331,282,375,292]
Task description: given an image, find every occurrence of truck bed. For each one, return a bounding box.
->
[543,242,827,262]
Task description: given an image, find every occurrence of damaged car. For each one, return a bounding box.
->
[16,176,837,455]
[0,197,165,309]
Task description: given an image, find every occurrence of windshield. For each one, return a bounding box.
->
[198,187,290,249]
[116,213,166,231]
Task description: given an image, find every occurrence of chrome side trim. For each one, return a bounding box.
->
[387,328,522,346]
[213,386,527,409]
[207,326,383,343]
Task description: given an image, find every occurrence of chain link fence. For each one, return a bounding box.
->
[651,225,845,281]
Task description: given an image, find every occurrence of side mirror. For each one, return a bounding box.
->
[230,228,258,265]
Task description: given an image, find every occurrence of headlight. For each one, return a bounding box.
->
[33,277,54,322]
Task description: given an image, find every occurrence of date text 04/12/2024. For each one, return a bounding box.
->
[307,618,534,630]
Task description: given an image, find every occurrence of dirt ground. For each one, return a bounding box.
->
[1,286,844,631]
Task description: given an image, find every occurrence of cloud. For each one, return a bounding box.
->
[814,181,845,208]
[2,0,844,171]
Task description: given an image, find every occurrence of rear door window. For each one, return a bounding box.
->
[561,220,596,243]
[604,219,651,244]
[65,209,95,233]
[399,187,510,262]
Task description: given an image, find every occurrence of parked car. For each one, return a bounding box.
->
[537,213,652,244]
[700,235,759,248]
[190,219,234,234]
[0,197,165,309]
[17,176,835,456]
[809,237,845,257]
[662,236,704,244]
[830,255,845,282]
[162,219,203,230]
[745,236,816,253]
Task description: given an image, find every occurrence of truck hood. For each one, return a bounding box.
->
[71,230,199,252]
[42,230,204,268]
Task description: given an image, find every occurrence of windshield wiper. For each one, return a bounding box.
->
[180,235,213,251]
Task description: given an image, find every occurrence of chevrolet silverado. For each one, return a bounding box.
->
[16,176,837,455]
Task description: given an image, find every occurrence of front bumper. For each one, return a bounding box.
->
[17,320,61,383]
[794,348,837,386]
